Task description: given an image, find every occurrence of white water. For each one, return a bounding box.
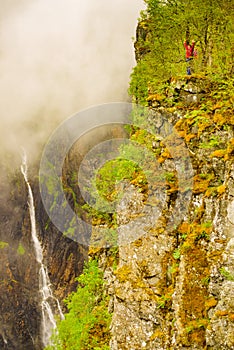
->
[21,153,64,348]
[3,335,7,344]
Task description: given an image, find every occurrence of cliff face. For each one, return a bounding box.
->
[92,13,234,348]
[1,15,233,350]
[100,76,234,349]
[0,163,87,350]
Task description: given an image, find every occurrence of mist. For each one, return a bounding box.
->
[0,0,145,165]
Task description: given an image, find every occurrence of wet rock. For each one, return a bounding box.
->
[0,166,87,350]
[102,93,234,349]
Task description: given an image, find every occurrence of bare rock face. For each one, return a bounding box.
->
[101,79,234,349]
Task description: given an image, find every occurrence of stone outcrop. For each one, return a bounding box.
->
[100,77,234,349]
[0,16,233,350]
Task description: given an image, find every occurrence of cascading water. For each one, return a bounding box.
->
[21,153,64,348]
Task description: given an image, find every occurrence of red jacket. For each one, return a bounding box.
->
[184,41,195,59]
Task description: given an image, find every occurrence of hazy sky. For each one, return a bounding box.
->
[0,0,145,161]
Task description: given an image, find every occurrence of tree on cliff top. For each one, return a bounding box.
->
[130,0,233,102]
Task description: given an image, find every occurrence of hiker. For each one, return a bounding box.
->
[183,39,196,75]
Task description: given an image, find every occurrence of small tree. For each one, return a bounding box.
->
[129,0,233,100]
[46,259,111,350]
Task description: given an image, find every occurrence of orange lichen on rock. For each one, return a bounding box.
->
[210,149,227,158]
[193,174,213,194]
[176,238,210,346]
[205,297,218,311]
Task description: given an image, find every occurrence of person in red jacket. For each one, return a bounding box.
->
[183,39,196,75]
[184,40,195,60]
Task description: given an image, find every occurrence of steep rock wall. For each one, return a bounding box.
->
[0,164,87,349]
[103,77,234,349]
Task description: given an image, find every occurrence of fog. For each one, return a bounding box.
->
[0,0,145,163]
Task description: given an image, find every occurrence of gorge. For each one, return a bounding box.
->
[0,0,234,349]
[0,1,144,349]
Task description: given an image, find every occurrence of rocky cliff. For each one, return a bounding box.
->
[0,162,87,350]
[101,75,234,349]
[3,75,233,349]
[1,8,233,350]
[86,11,233,348]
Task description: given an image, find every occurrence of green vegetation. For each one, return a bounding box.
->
[219,267,234,281]
[17,242,25,255]
[156,293,173,309]
[82,142,153,227]
[199,136,220,149]
[130,0,233,103]
[185,318,209,334]
[44,235,117,349]
[50,1,234,349]
[0,241,9,249]
[172,248,181,260]
[95,158,146,203]
[45,259,111,350]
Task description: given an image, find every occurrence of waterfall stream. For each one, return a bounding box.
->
[21,153,64,348]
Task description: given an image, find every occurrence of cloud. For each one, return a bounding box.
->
[0,0,145,164]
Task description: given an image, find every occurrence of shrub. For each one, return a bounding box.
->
[46,259,111,350]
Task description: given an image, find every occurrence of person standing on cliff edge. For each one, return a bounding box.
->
[183,39,196,75]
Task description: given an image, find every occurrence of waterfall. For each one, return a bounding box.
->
[2,334,8,345]
[20,153,64,348]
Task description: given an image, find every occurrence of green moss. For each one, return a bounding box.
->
[156,291,173,309]
[172,248,181,260]
[185,318,209,334]
[219,267,234,281]
[199,136,220,149]
[17,243,25,255]
[46,259,111,350]
[0,241,9,249]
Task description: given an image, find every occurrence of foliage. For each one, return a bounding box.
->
[173,248,181,260]
[82,141,153,226]
[219,267,234,281]
[0,241,9,249]
[199,136,220,149]
[95,158,144,203]
[45,3,234,348]
[156,293,172,309]
[185,318,209,333]
[129,0,234,102]
[45,259,111,350]
[17,243,25,255]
